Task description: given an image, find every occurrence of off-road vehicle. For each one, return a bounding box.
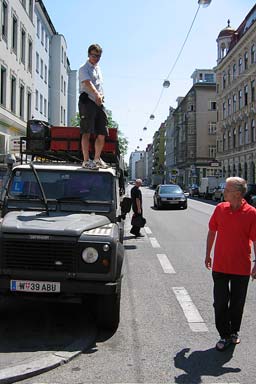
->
[0,120,130,330]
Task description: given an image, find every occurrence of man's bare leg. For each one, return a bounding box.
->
[81,133,90,161]
[94,134,105,160]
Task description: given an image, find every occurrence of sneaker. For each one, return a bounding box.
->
[89,160,99,170]
[94,158,109,169]
[82,160,91,168]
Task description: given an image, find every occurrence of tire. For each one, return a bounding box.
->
[157,200,161,209]
[93,292,120,331]
[153,198,157,208]
[182,202,187,209]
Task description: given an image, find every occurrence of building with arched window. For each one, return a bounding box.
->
[215,5,256,183]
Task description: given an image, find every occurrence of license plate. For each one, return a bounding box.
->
[10,280,60,293]
[168,200,179,204]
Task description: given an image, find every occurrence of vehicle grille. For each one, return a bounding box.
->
[2,238,76,272]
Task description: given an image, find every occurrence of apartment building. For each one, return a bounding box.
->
[0,0,34,158]
[0,0,77,159]
[215,7,256,183]
[165,69,218,188]
[129,150,145,180]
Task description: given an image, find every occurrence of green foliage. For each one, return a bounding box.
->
[71,111,128,156]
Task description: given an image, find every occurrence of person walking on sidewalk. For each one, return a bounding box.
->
[205,176,256,351]
[78,43,108,169]
[130,179,144,238]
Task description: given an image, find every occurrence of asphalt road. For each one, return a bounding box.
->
[5,188,256,383]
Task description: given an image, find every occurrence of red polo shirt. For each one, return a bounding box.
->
[209,200,256,275]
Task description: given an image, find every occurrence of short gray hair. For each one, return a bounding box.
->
[226,177,247,195]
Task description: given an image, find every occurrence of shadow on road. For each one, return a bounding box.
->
[174,346,240,383]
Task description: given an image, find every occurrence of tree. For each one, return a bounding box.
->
[71,110,128,156]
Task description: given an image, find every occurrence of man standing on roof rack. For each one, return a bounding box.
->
[78,44,109,169]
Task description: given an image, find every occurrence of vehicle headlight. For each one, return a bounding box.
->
[82,247,99,263]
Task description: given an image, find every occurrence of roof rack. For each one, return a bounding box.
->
[21,120,122,169]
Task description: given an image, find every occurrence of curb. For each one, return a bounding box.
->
[0,329,96,384]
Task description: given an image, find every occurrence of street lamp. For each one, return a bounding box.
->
[163,80,170,88]
[150,114,155,120]
[198,0,211,7]
[143,127,147,131]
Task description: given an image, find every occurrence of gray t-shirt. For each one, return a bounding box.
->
[79,60,104,103]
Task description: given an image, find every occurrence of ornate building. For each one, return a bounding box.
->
[215,5,256,182]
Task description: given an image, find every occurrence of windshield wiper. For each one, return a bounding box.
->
[30,162,49,216]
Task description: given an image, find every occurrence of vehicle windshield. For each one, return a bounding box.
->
[160,185,182,194]
[8,169,113,202]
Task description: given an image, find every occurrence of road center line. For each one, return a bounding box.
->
[157,254,176,274]
[149,237,160,248]
[172,287,208,332]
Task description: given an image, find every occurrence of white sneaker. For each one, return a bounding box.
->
[89,160,99,170]
[82,160,91,168]
[95,158,109,169]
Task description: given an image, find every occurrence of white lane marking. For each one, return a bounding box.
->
[144,226,152,234]
[173,287,208,332]
[149,237,160,248]
[157,254,176,274]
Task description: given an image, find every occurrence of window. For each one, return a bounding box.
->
[28,39,32,72]
[228,130,231,149]
[251,120,255,142]
[64,52,66,68]
[209,145,216,158]
[233,63,236,79]
[40,94,43,114]
[63,109,66,125]
[36,52,39,73]
[209,101,216,110]
[238,89,242,109]
[244,123,249,144]
[61,106,63,123]
[35,90,38,110]
[64,81,66,96]
[208,122,216,135]
[244,51,248,70]
[12,14,18,54]
[238,57,243,74]
[19,84,24,118]
[1,1,8,41]
[44,65,47,83]
[228,98,231,115]
[44,98,47,117]
[10,76,16,113]
[45,34,48,51]
[251,80,255,102]
[41,25,44,45]
[233,128,236,148]
[222,72,226,89]
[222,102,226,119]
[233,94,237,112]
[251,44,255,64]
[36,17,40,37]
[244,85,248,106]
[21,0,26,8]
[28,0,33,20]
[0,66,7,106]
[227,68,231,85]
[21,28,26,65]
[239,126,243,145]
[61,75,63,92]
[61,46,64,63]
[40,59,43,78]
[27,91,31,120]
[205,73,214,82]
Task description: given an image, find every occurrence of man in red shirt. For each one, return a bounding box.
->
[205,177,256,351]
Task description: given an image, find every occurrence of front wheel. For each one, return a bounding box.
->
[93,292,121,331]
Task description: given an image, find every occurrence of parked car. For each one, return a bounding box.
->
[244,184,256,208]
[212,182,226,201]
[153,184,187,209]
[189,184,199,197]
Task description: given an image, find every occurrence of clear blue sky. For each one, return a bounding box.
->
[43,0,256,162]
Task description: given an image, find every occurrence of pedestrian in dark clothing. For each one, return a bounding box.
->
[205,177,256,351]
[130,179,144,238]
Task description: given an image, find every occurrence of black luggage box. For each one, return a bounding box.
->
[26,120,51,151]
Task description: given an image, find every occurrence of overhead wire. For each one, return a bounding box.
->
[139,2,202,148]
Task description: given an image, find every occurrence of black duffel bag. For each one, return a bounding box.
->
[131,214,146,228]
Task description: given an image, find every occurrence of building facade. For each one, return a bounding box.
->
[215,7,256,183]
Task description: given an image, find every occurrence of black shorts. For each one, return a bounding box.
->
[78,94,108,136]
